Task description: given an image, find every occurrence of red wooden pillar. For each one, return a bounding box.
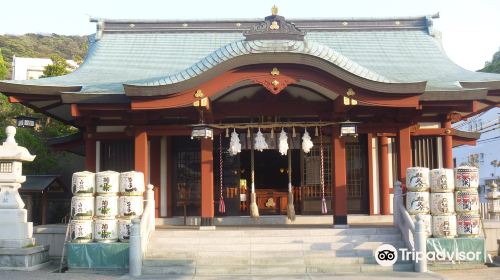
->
[134,129,149,186]
[367,133,375,215]
[150,137,161,218]
[443,120,453,168]
[166,138,174,217]
[379,136,391,215]
[332,126,348,227]
[85,128,96,172]
[200,138,215,227]
[397,126,412,192]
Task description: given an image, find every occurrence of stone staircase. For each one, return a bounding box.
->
[142,226,413,276]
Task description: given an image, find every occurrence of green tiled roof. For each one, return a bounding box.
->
[2,16,500,95]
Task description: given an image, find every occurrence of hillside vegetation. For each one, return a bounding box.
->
[480,48,500,74]
[0,33,87,77]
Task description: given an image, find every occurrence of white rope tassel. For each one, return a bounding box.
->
[279,129,289,156]
[302,129,314,154]
[228,130,241,156]
[254,129,268,152]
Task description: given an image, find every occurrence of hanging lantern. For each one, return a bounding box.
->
[339,121,358,137]
[190,124,213,140]
[278,129,288,156]
[228,130,241,156]
[254,129,268,152]
[302,129,314,153]
[15,116,38,129]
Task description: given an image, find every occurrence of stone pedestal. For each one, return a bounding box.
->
[0,126,49,270]
[0,245,50,271]
[0,209,34,248]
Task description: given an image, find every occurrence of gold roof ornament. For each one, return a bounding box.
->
[271,67,280,76]
[270,21,280,30]
[271,5,278,16]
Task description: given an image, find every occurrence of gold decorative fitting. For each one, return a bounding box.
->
[271,5,278,16]
[445,129,451,134]
[182,23,188,27]
[342,22,348,26]
[236,23,242,27]
[346,88,356,97]
[271,67,280,76]
[194,89,204,98]
[351,99,358,105]
[270,21,280,30]
[395,21,401,25]
[129,24,135,28]
[192,97,208,108]
[265,197,276,208]
[343,96,351,106]
[271,79,280,88]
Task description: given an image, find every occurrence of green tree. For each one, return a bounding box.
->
[480,48,500,73]
[0,49,8,80]
[40,55,70,78]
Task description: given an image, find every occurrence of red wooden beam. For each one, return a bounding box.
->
[131,65,422,110]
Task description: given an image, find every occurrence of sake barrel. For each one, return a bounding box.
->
[71,171,95,196]
[94,219,118,243]
[119,171,145,196]
[406,167,430,192]
[457,213,481,237]
[455,166,479,190]
[406,191,430,214]
[455,189,480,213]
[95,194,118,218]
[430,169,454,193]
[411,214,432,237]
[432,215,457,238]
[118,219,132,242]
[70,220,93,243]
[96,170,120,194]
[118,195,144,218]
[430,192,455,215]
[71,196,94,220]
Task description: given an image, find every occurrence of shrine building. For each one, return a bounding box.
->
[1,8,499,227]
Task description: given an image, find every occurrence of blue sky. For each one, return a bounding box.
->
[1,0,499,71]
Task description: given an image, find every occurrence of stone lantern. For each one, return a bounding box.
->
[487,181,500,220]
[0,126,49,269]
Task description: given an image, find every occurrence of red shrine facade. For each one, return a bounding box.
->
[1,9,499,227]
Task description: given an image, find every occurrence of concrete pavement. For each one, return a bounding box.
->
[2,262,500,280]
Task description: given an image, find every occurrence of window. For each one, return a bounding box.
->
[0,162,13,173]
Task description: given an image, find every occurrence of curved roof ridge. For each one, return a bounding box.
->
[127,39,398,87]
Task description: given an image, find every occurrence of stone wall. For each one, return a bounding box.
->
[33,225,66,257]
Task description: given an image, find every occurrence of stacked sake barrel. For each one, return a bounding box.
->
[455,166,481,237]
[430,169,456,238]
[406,167,431,237]
[118,171,145,242]
[94,171,120,243]
[69,170,145,243]
[70,171,95,243]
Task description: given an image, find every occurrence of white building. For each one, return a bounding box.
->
[12,56,78,80]
[453,107,500,190]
